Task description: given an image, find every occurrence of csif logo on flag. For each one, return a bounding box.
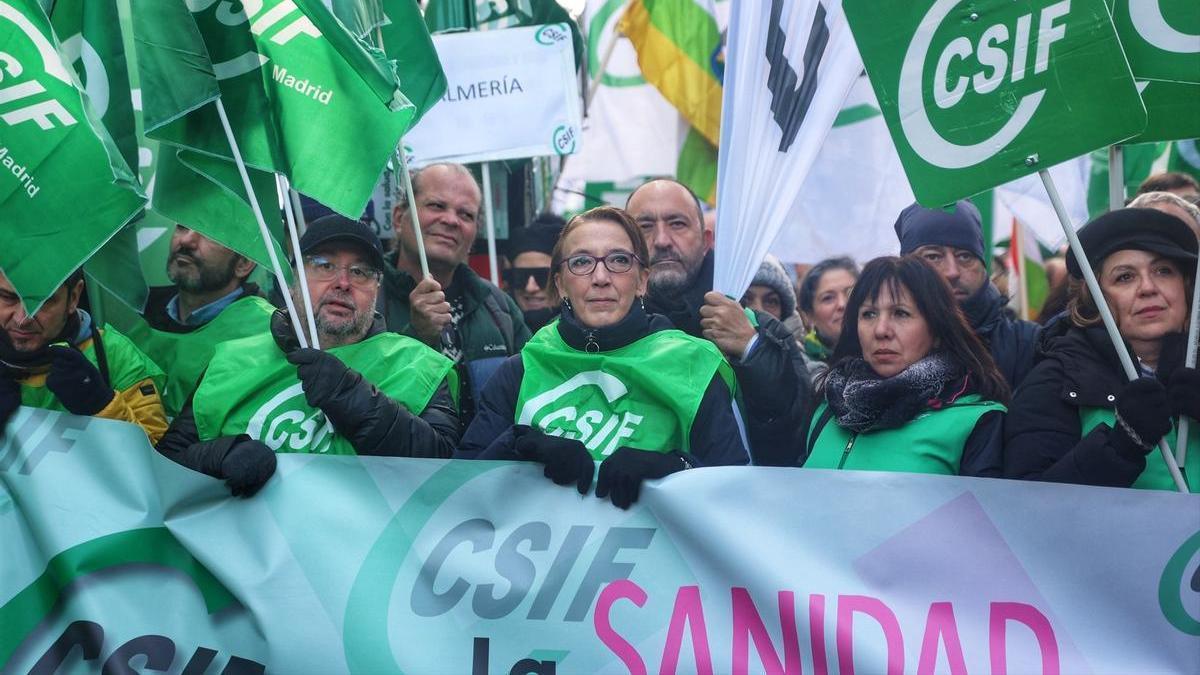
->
[1127,0,1199,55]
[899,0,1072,169]
[185,0,322,80]
[0,1,77,131]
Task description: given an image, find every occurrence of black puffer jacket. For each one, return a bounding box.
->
[1004,316,1177,487]
[643,251,812,466]
[961,283,1040,391]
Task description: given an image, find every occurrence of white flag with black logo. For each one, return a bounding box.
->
[713,0,863,296]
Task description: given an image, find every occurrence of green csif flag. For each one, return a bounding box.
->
[845,0,1148,206]
[1109,0,1200,143]
[49,0,148,312]
[136,0,420,219]
[0,0,145,314]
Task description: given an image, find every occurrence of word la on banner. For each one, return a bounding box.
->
[2,409,1198,672]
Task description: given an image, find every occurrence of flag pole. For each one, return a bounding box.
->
[1174,249,1200,468]
[215,98,308,349]
[278,175,320,349]
[1108,145,1125,211]
[481,161,500,286]
[288,188,308,237]
[397,148,431,279]
[1040,169,1188,492]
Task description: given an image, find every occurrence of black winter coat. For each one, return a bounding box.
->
[961,283,1040,391]
[643,251,812,466]
[1004,317,1172,487]
[456,303,749,467]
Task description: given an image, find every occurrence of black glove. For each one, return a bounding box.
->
[287,348,363,410]
[45,346,114,415]
[1168,367,1200,422]
[596,447,687,509]
[220,439,277,497]
[513,425,595,494]
[0,377,20,434]
[1112,377,1172,460]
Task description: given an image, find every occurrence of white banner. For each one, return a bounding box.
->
[4,409,1200,673]
[713,0,862,296]
[404,24,583,165]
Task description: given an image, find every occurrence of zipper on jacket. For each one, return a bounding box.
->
[584,330,599,353]
[837,434,857,470]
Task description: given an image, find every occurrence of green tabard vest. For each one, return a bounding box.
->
[19,325,165,412]
[805,395,1006,475]
[124,295,275,417]
[515,323,735,459]
[192,331,456,455]
[1079,407,1198,492]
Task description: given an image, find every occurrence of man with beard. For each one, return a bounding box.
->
[894,200,1040,389]
[384,162,529,426]
[625,179,812,466]
[0,269,167,442]
[131,226,274,417]
[156,216,460,497]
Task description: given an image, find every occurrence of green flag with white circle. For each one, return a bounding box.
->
[1109,1,1200,142]
[845,0,1148,206]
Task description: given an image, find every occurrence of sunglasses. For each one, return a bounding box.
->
[504,267,550,289]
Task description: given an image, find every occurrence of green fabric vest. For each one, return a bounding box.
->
[804,395,1006,475]
[18,325,166,412]
[515,323,735,459]
[124,295,275,417]
[192,331,456,455]
[1079,407,1199,492]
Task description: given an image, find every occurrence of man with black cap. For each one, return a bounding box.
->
[0,268,168,442]
[504,215,564,332]
[129,225,273,417]
[156,215,461,497]
[894,200,1041,390]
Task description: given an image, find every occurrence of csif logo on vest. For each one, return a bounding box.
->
[898,0,1072,169]
[1129,1,1199,55]
[517,371,644,457]
[185,0,321,81]
[0,2,77,132]
[246,382,336,454]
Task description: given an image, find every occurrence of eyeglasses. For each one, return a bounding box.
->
[504,267,550,289]
[562,251,642,276]
[303,256,382,287]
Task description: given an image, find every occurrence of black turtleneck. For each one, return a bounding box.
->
[556,300,667,352]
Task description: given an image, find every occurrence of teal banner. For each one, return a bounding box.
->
[2,409,1198,673]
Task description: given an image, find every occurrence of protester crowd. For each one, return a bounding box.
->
[2,165,1199,504]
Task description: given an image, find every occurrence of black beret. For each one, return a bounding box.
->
[1066,208,1198,278]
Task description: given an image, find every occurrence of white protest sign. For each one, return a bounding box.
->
[404,24,582,165]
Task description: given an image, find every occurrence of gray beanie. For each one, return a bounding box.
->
[750,255,797,319]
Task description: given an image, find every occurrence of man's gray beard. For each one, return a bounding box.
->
[168,254,238,294]
[291,289,372,347]
[648,265,693,298]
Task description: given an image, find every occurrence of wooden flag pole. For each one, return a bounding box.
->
[278,175,320,349]
[215,98,308,350]
[1040,169,1188,492]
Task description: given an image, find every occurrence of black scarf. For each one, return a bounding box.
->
[0,310,82,376]
[824,352,966,433]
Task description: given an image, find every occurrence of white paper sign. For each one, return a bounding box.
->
[404,24,582,165]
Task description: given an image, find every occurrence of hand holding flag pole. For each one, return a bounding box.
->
[1040,170,1188,492]
[215,99,309,350]
[397,148,431,279]
[279,175,321,349]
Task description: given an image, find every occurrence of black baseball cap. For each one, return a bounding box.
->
[1066,208,1198,279]
[299,214,385,271]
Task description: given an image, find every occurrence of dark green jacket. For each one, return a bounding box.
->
[380,263,530,420]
